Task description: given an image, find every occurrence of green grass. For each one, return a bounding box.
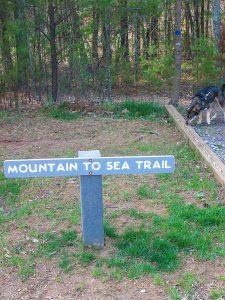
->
[137,184,156,199]
[58,251,73,273]
[76,250,96,266]
[0,111,20,125]
[210,288,225,300]
[99,197,225,277]
[115,228,179,271]
[104,100,167,121]
[104,220,118,238]
[0,171,26,206]
[9,255,35,281]
[127,208,147,219]
[37,230,77,258]
[177,272,198,293]
[41,102,80,120]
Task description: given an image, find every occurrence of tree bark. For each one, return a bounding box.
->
[120,0,129,61]
[14,0,28,89]
[212,0,221,49]
[133,11,140,82]
[48,0,58,102]
[170,0,182,107]
[193,0,200,39]
[0,2,13,78]
[150,16,159,57]
[205,0,210,38]
[200,0,205,37]
[92,5,100,66]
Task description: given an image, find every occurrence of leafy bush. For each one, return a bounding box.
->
[141,45,174,86]
[191,38,221,84]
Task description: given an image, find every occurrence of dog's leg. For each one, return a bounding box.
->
[197,111,203,124]
[210,111,217,121]
[215,97,225,122]
[206,109,211,125]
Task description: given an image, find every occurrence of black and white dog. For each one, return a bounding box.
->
[186,83,225,125]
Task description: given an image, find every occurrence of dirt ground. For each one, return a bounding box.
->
[0,109,224,300]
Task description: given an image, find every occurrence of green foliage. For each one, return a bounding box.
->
[0,171,25,206]
[177,272,197,293]
[76,250,96,266]
[137,184,153,199]
[10,255,35,281]
[141,45,174,86]
[115,227,178,271]
[169,202,225,227]
[210,289,225,300]
[58,251,73,273]
[191,38,221,84]
[41,102,80,121]
[127,208,146,219]
[104,198,225,277]
[0,111,20,125]
[104,220,118,238]
[106,100,166,121]
[128,0,162,17]
[37,230,77,258]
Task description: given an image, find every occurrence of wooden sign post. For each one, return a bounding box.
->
[4,151,175,248]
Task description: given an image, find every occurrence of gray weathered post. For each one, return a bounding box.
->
[78,150,104,248]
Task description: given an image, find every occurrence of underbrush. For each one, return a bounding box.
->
[40,102,80,120]
[40,100,167,122]
[104,100,167,122]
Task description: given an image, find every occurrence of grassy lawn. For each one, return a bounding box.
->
[0,101,224,299]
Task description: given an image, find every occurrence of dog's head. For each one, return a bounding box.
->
[186,98,202,125]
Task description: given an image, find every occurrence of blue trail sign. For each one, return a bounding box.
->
[4,151,175,248]
[4,156,175,178]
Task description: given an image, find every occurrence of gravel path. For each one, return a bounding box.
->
[191,114,225,164]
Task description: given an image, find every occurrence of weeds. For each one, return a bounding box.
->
[76,250,96,266]
[9,255,35,281]
[210,288,225,300]
[0,111,20,125]
[104,220,118,238]
[104,100,167,121]
[41,102,80,120]
[37,230,77,258]
[0,171,25,206]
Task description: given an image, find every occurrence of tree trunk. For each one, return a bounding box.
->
[170,0,182,107]
[14,0,28,89]
[92,5,100,66]
[193,0,200,39]
[48,0,58,102]
[205,0,210,38]
[133,11,140,82]
[0,2,13,79]
[184,0,190,57]
[120,0,129,61]
[150,16,159,56]
[104,8,112,101]
[145,22,150,59]
[200,0,205,36]
[212,0,221,49]
[186,1,194,48]
[34,4,44,101]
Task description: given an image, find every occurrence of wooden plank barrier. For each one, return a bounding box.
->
[165,104,225,188]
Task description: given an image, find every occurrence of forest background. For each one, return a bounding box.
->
[0,0,225,107]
